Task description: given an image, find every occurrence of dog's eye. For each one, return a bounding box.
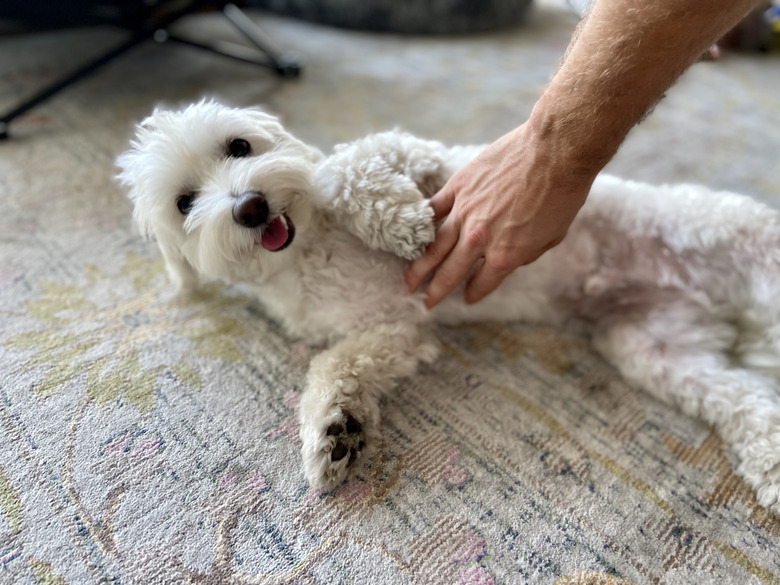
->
[228,138,251,158]
[176,193,195,215]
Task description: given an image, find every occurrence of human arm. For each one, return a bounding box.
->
[404,0,762,308]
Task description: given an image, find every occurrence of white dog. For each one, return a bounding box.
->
[117,100,780,515]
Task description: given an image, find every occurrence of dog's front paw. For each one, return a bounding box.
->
[300,407,372,490]
[380,198,435,261]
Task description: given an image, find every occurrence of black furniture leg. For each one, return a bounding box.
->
[163,3,301,75]
[0,33,150,140]
[222,3,301,76]
[0,2,302,140]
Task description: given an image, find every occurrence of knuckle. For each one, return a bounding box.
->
[463,224,488,249]
[485,249,519,274]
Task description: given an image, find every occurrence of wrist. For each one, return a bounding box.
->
[525,92,617,181]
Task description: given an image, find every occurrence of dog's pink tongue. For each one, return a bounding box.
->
[260,216,289,251]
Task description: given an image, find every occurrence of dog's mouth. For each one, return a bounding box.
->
[257,213,295,251]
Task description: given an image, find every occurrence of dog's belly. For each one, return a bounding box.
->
[431,231,598,326]
[435,173,780,330]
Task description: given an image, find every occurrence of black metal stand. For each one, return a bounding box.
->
[0,2,301,139]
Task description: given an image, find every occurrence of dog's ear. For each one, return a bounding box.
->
[116,115,158,202]
[159,240,199,293]
[115,150,158,242]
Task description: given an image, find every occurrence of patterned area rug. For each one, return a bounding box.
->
[1,4,780,584]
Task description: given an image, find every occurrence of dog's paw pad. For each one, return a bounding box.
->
[301,401,377,490]
[326,412,364,467]
[331,442,348,461]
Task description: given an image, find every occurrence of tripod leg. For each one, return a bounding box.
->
[222,3,302,77]
[0,33,149,139]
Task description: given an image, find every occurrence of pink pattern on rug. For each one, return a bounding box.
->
[445,446,469,487]
[130,437,161,459]
[336,479,372,503]
[453,532,487,565]
[459,566,495,585]
[219,470,240,490]
[245,469,268,491]
[265,392,301,441]
[103,432,162,460]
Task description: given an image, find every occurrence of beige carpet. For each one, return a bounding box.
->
[1,4,780,584]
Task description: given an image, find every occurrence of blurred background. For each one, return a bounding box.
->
[1,0,778,201]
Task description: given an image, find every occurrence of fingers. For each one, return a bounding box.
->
[404,216,459,295]
[428,185,456,221]
[463,255,516,305]
[407,178,513,308]
[464,234,566,304]
[404,181,458,293]
[422,239,482,308]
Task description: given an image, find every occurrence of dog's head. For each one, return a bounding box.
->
[117,100,322,289]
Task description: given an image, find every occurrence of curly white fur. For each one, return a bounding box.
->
[118,100,780,514]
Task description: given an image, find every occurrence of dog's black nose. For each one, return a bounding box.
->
[233,191,269,228]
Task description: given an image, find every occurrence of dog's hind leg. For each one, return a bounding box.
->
[593,303,780,515]
[298,323,438,490]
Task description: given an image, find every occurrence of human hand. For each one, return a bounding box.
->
[404,122,595,308]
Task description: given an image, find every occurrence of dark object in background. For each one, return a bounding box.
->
[0,0,198,31]
[2,0,107,28]
[720,1,779,52]
[250,0,534,34]
[0,1,301,139]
